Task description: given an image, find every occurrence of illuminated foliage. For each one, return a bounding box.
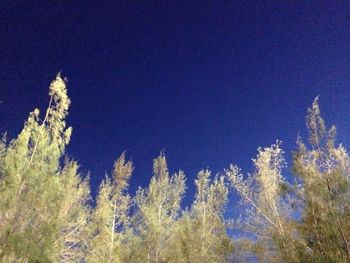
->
[176,169,232,263]
[293,97,350,262]
[0,74,88,262]
[87,152,133,263]
[0,76,349,262]
[227,142,299,262]
[131,153,186,263]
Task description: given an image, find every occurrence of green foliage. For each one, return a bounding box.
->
[172,169,232,263]
[0,74,89,262]
[227,142,299,262]
[132,153,186,263]
[0,76,349,262]
[293,97,350,262]
[87,152,133,263]
[56,160,90,262]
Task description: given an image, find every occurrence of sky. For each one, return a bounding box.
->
[1,1,350,205]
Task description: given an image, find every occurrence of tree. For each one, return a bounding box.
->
[293,97,350,262]
[227,141,298,262]
[0,74,90,262]
[191,169,230,262]
[87,152,133,263]
[55,160,90,262]
[132,153,186,263]
[182,169,231,263]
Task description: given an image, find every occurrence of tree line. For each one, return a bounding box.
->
[0,74,349,262]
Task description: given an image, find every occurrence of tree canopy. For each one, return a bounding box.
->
[0,75,349,262]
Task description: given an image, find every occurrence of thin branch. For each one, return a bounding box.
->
[28,95,53,167]
[17,96,53,196]
[337,218,350,260]
[241,191,280,232]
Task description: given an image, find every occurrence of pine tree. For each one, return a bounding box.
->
[227,141,298,262]
[0,74,90,262]
[87,152,133,263]
[55,160,90,262]
[293,97,350,262]
[132,153,186,263]
[170,169,232,263]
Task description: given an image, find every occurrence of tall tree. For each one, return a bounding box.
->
[168,169,231,263]
[0,74,90,262]
[185,169,232,263]
[227,141,298,262]
[293,97,350,262]
[132,153,186,263]
[55,160,90,262]
[87,152,133,263]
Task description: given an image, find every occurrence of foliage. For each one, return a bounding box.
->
[0,76,349,262]
[0,74,89,262]
[227,142,299,262]
[131,153,186,263]
[292,97,350,262]
[87,152,133,263]
[171,169,232,263]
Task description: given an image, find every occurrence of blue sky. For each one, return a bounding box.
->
[1,1,349,205]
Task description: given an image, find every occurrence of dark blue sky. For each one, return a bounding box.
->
[1,1,350,204]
